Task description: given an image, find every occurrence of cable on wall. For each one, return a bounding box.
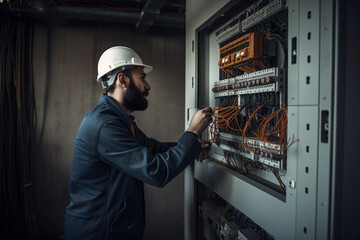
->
[0,15,39,239]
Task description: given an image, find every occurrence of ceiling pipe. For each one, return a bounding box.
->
[135,0,167,33]
[0,4,184,29]
[56,6,140,23]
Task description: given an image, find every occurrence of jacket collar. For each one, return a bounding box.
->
[99,94,135,128]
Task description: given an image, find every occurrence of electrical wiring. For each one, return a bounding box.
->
[241,105,262,150]
[266,32,287,68]
[0,15,39,239]
[222,146,251,173]
[249,58,267,70]
[1,16,20,238]
[223,151,237,170]
[210,95,298,193]
[210,3,293,197]
[212,99,297,152]
[246,161,264,177]
[243,159,265,177]
[223,68,236,78]
[271,167,285,194]
[211,97,242,136]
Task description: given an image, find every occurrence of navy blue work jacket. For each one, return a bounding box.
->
[64,94,201,240]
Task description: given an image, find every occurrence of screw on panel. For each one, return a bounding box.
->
[304,227,307,234]
[307,32,311,40]
[305,166,309,173]
[305,187,308,194]
[306,76,310,84]
[307,55,311,63]
[308,11,311,19]
[306,123,310,130]
[306,146,309,152]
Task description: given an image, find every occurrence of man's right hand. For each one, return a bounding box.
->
[187,107,213,137]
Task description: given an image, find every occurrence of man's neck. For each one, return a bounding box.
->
[119,103,133,116]
[107,94,133,116]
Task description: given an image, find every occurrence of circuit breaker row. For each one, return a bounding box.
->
[212,67,285,169]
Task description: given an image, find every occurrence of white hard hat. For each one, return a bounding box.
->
[97,46,153,88]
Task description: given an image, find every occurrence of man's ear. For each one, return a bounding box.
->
[117,73,128,88]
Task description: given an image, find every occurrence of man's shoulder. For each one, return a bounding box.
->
[82,103,126,130]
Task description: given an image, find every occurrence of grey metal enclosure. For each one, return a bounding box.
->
[184,0,349,239]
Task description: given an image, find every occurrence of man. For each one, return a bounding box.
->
[64,46,212,239]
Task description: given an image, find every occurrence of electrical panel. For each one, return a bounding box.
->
[209,0,290,196]
[185,0,335,239]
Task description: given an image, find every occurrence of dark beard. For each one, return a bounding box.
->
[123,74,149,111]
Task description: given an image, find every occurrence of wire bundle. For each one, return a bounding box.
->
[212,97,242,134]
[271,168,285,193]
[0,16,39,239]
[211,99,296,152]
[223,150,238,170]
[222,59,268,78]
[210,96,298,194]
[237,59,268,74]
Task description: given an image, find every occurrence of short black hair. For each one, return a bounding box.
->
[105,67,134,95]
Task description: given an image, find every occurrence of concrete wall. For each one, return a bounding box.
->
[33,22,185,239]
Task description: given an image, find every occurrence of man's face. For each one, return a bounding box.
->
[123,67,151,111]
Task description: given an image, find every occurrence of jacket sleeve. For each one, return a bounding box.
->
[97,121,202,188]
[134,127,177,153]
